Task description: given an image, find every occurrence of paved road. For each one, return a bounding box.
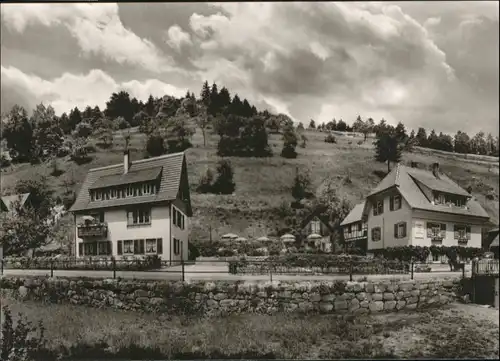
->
[1,265,468,282]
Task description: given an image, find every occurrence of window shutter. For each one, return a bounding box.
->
[390,196,394,211]
[107,241,112,255]
[173,208,177,226]
[78,243,83,257]
[394,224,398,238]
[157,238,163,255]
[403,223,407,238]
[181,214,185,230]
[440,223,446,238]
[117,240,123,255]
[454,225,459,239]
[99,212,105,223]
[134,240,139,254]
[139,239,145,254]
[466,226,471,239]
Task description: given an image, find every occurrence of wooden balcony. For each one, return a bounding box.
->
[77,223,108,238]
[344,230,368,241]
[457,238,469,245]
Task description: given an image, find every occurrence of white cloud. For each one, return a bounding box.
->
[1,65,186,114]
[165,25,192,51]
[1,4,174,72]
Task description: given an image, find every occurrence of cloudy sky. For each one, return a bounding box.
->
[1,2,498,134]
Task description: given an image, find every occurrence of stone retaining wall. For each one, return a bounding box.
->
[0,276,462,317]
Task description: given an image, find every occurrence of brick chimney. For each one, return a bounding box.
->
[432,162,440,179]
[124,150,130,174]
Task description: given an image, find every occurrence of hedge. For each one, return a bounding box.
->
[2,255,162,271]
[228,254,408,275]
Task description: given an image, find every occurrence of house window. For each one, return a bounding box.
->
[357,223,362,231]
[373,201,384,216]
[427,222,446,239]
[390,195,402,211]
[174,238,181,256]
[146,238,157,254]
[127,208,151,226]
[311,220,320,234]
[97,241,111,255]
[123,240,134,254]
[371,227,381,242]
[394,222,407,239]
[83,242,97,256]
[95,191,101,201]
[89,212,105,223]
[454,225,471,240]
[173,207,185,230]
[434,193,446,205]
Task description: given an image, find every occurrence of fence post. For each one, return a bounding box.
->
[462,264,465,279]
[349,260,353,282]
[181,259,185,282]
[269,260,273,282]
[112,257,116,279]
[50,260,54,278]
[410,261,414,280]
[1,260,3,276]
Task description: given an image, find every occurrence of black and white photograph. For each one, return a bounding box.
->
[0,1,499,360]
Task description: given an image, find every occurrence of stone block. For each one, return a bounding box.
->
[360,300,369,308]
[334,300,348,310]
[405,303,417,310]
[298,302,313,312]
[384,301,396,310]
[369,301,384,312]
[18,286,28,300]
[396,300,406,310]
[372,293,383,301]
[374,283,387,293]
[365,283,375,293]
[383,292,395,301]
[214,293,227,301]
[356,292,367,301]
[344,292,356,300]
[319,302,334,312]
[407,296,419,304]
[321,294,336,302]
[353,307,369,315]
[310,293,321,302]
[395,291,405,300]
[149,297,164,305]
[410,290,420,297]
[134,289,148,298]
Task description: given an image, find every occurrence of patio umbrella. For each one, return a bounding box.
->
[82,215,95,221]
[235,237,247,242]
[307,233,322,240]
[221,233,239,240]
[256,236,271,242]
[280,234,296,243]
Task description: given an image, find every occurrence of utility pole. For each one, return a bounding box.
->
[209,225,212,243]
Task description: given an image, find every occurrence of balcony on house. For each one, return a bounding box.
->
[77,221,108,238]
[430,235,443,245]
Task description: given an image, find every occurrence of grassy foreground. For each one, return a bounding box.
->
[1,296,498,360]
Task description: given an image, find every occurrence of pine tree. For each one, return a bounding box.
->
[200,81,211,107]
[212,159,236,194]
[374,128,402,173]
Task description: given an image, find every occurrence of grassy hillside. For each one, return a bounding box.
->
[1,127,498,241]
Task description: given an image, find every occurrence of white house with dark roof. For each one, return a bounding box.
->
[69,150,192,262]
[341,163,491,259]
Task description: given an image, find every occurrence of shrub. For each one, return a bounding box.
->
[197,168,214,193]
[212,159,236,195]
[0,306,46,361]
[146,134,166,157]
[324,134,337,143]
[2,255,162,271]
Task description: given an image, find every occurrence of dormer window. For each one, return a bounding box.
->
[90,181,158,202]
[433,192,466,208]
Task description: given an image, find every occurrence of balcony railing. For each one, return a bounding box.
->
[344,230,368,241]
[77,223,108,238]
[457,238,469,245]
[430,236,443,245]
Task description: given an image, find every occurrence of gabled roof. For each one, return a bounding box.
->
[366,164,489,220]
[490,235,499,248]
[70,152,187,212]
[1,193,30,212]
[340,201,366,226]
[89,166,163,189]
[300,210,334,232]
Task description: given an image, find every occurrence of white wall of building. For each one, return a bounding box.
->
[75,204,171,260]
[367,191,413,250]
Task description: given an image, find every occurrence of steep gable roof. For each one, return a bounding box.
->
[300,211,334,232]
[1,193,30,212]
[340,201,366,226]
[70,152,187,212]
[366,163,489,220]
